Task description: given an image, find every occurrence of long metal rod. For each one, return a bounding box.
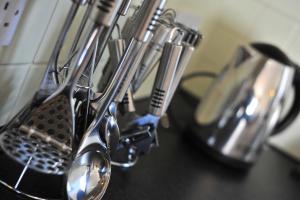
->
[95,15,121,66]
[13,145,38,191]
[79,14,121,90]
[132,23,173,93]
[84,38,99,130]
[46,24,105,102]
[39,3,80,94]
[78,39,145,154]
[14,155,33,189]
[165,45,195,109]
[65,2,94,77]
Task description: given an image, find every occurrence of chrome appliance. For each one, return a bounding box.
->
[191,43,300,169]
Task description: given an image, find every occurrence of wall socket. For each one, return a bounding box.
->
[0,0,27,46]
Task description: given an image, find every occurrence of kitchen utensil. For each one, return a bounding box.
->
[0,1,123,199]
[114,0,167,102]
[165,27,202,108]
[116,35,186,164]
[38,1,85,99]
[132,39,183,131]
[67,1,167,199]
[131,19,173,93]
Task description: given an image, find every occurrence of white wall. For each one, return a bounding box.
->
[0,0,299,159]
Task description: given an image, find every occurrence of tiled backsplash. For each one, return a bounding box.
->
[0,0,299,158]
[0,0,58,64]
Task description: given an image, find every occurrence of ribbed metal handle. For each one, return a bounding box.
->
[149,42,183,117]
[90,0,123,26]
[132,23,172,92]
[133,0,166,41]
[112,0,167,102]
[122,0,167,42]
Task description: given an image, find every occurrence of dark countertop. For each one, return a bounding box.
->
[103,128,300,200]
[1,90,300,200]
[104,90,300,200]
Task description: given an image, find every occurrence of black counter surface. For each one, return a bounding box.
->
[1,89,300,200]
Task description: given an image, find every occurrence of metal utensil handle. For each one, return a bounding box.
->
[149,42,183,117]
[77,0,167,155]
[132,25,187,94]
[122,0,166,42]
[114,0,169,103]
[64,2,94,77]
[97,39,126,95]
[114,42,149,102]
[114,0,167,102]
[108,39,135,112]
[79,0,125,83]
[108,38,136,107]
[164,29,202,110]
[108,39,126,78]
[119,0,132,16]
[132,22,172,92]
[165,44,195,109]
[38,3,80,98]
[45,0,123,101]
[120,89,136,113]
[77,38,144,155]
[108,39,137,112]
[134,0,166,41]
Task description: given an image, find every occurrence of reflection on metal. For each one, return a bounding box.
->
[0,0,201,199]
[195,43,296,166]
[67,150,111,200]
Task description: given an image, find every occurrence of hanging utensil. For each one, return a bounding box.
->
[0,1,123,199]
[67,1,167,199]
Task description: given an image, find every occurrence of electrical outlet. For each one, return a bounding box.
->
[0,0,27,46]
